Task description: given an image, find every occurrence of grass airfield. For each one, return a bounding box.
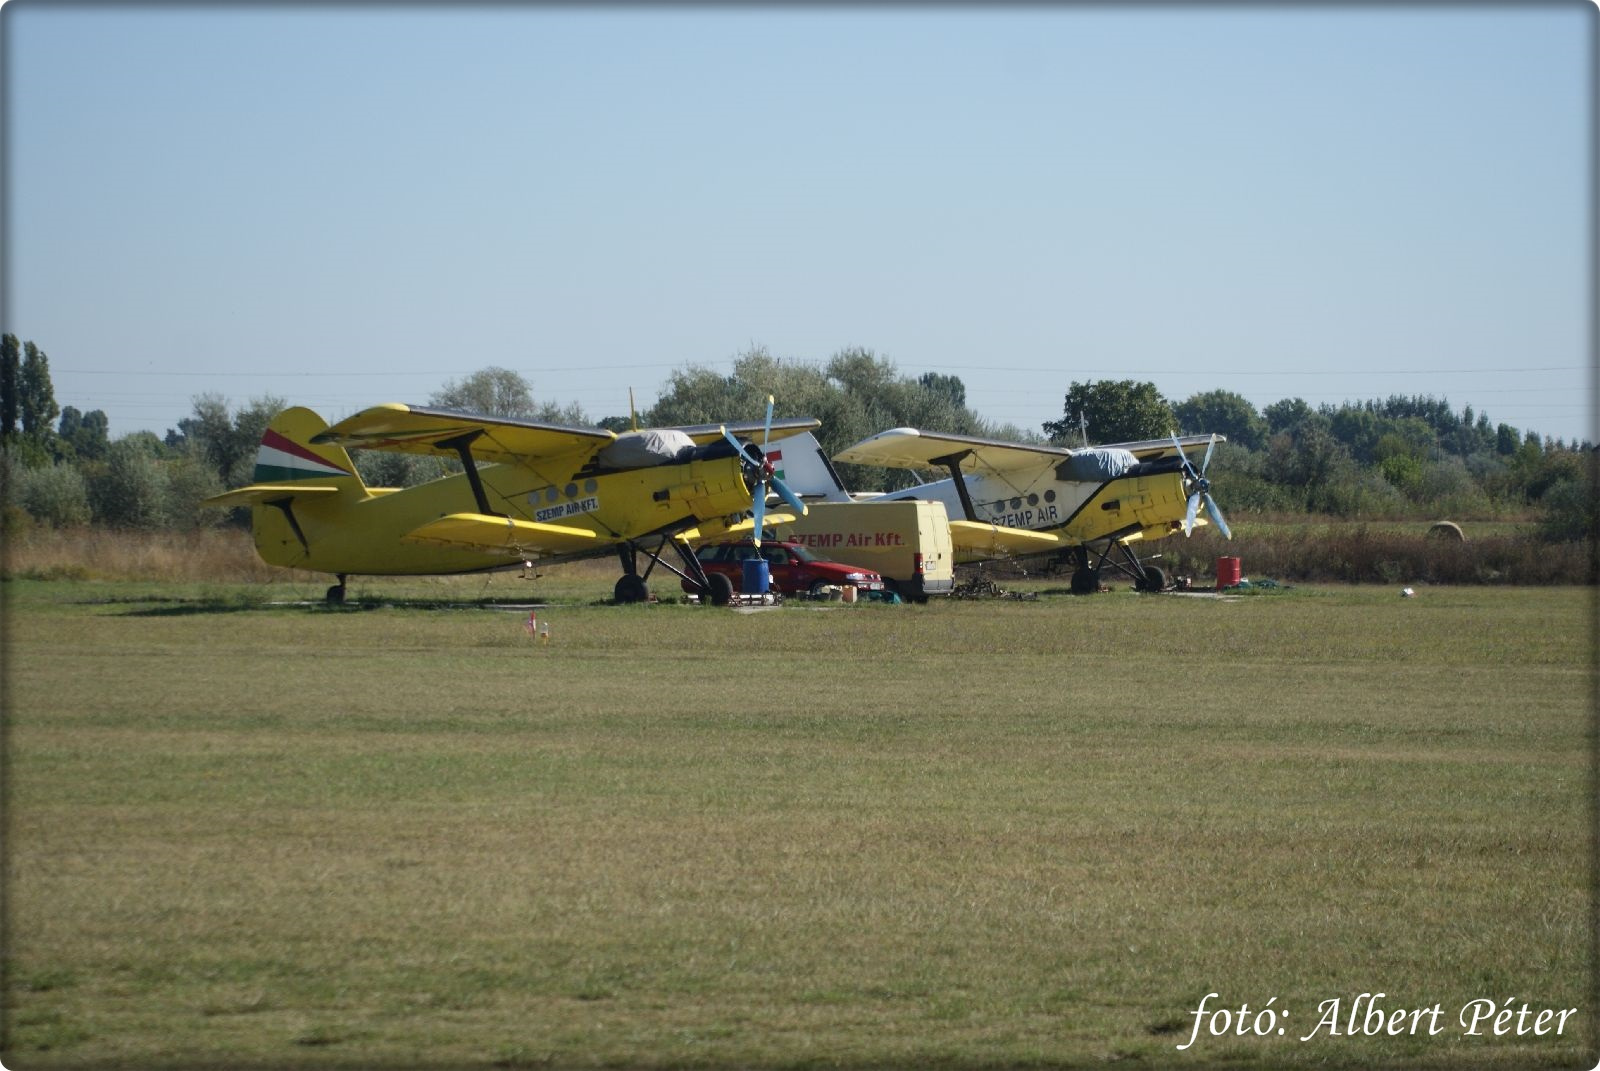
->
[4,570,1594,1069]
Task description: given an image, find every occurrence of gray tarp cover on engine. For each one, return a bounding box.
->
[1059,447,1137,481]
[596,429,698,469]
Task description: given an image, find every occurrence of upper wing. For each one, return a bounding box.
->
[313,404,616,470]
[832,427,1073,475]
[670,416,821,446]
[836,427,1228,471]
[1101,433,1225,460]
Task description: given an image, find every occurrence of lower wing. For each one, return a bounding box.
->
[401,513,600,555]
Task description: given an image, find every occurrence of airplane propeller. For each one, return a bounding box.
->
[722,395,807,547]
[1169,432,1232,540]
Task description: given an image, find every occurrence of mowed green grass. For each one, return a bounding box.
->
[5,579,1593,1069]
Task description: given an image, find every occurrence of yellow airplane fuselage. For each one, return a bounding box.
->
[253,454,753,575]
[884,466,1193,564]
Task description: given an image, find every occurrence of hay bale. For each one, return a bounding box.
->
[1427,520,1465,541]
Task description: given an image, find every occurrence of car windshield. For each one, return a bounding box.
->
[787,545,822,563]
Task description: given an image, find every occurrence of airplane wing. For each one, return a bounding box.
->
[670,417,821,445]
[836,428,1227,470]
[313,404,616,468]
[679,511,801,544]
[401,513,600,555]
[1102,433,1225,460]
[947,520,1066,557]
[832,428,1074,475]
[203,484,342,507]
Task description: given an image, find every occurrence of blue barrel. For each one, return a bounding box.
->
[741,559,770,594]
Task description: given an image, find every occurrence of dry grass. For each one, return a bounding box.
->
[4,579,1593,1069]
[3,526,284,583]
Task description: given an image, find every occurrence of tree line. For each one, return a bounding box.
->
[2,337,1593,544]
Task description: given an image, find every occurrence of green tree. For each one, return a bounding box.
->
[19,341,59,439]
[1264,415,1358,511]
[1536,464,1598,545]
[431,367,535,418]
[1173,390,1267,451]
[353,450,450,489]
[89,438,171,529]
[1264,397,1313,435]
[643,346,1002,492]
[163,453,226,530]
[430,367,588,424]
[16,461,92,527]
[177,393,285,486]
[919,371,966,409]
[57,406,111,462]
[1043,380,1173,446]
[1,333,19,440]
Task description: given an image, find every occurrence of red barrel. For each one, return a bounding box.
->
[1216,557,1242,589]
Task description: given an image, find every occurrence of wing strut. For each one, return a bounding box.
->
[436,431,505,519]
[265,496,309,552]
[929,450,979,521]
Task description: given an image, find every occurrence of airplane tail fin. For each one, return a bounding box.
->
[205,407,367,507]
[760,431,854,503]
[249,407,365,490]
[202,409,370,570]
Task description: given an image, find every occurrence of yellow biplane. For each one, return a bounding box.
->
[204,401,815,604]
[800,427,1231,593]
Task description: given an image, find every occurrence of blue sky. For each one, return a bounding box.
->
[5,3,1594,445]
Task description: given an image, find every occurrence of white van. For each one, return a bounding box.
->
[770,499,954,601]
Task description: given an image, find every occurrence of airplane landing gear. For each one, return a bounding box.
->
[614,536,730,605]
[614,574,649,604]
[1070,566,1099,595]
[1135,565,1167,593]
[704,572,734,606]
[1064,542,1168,593]
[325,574,348,605]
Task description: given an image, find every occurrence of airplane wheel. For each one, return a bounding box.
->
[614,575,649,604]
[1070,568,1098,595]
[325,583,346,605]
[705,573,734,607]
[1137,566,1167,593]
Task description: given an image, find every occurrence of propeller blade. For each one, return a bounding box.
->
[1204,494,1232,540]
[720,425,742,454]
[1200,433,1217,476]
[1184,492,1200,537]
[762,395,775,446]
[751,486,767,548]
[1169,431,1192,474]
[770,473,808,517]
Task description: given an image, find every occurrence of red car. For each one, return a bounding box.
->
[686,540,886,597]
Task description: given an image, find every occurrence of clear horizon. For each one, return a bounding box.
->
[6,4,1594,446]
